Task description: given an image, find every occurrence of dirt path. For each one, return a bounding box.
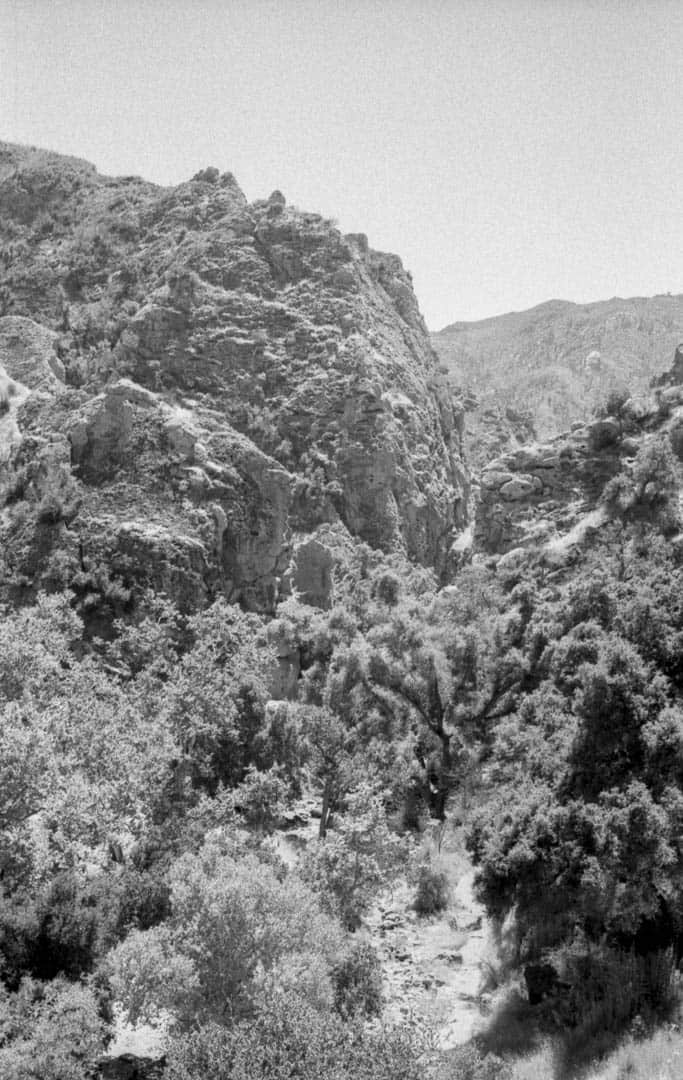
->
[365,868,493,1047]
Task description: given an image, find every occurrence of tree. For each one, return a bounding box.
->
[301,785,409,928]
[0,596,174,891]
[467,531,683,1024]
[298,706,355,837]
[109,835,342,1028]
[603,436,680,532]
[156,601,274,796]
[0,977,106,1080]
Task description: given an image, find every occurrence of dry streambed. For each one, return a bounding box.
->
[365,869,493,1047]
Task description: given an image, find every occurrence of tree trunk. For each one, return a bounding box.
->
[319,777,332,838]
[433,731,453,820]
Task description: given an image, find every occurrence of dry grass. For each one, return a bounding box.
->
[477,964,683,1080]
[506,1027,683,1080]
[586,1027,683,1079]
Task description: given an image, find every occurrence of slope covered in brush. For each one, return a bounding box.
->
[433,295,683,440]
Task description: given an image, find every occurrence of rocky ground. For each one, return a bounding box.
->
[365,868,491,1047]
[275,812,493,1050]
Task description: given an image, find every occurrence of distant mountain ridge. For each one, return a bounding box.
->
[432,294,683,440]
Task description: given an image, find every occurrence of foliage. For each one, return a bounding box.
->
[108,834,342,1028]
[165,995,428,1080]
[0,977,106,1080]
[156,601,274,795]
[413,863,450,915]
[230,766,291,831]
[468,529,683,1028]
[301,785,409,928]
[280,558,520,824]
[0,595,174,891]
[602,436,680,531]
[331,940,383,1018]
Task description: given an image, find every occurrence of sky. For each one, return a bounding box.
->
[1,0,682,329]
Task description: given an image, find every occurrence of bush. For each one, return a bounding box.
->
[0,977,106,1080]
[435,1044,512,1080]
[108,838,342,1028]
[332,941,382,1018]
[413,864,450,915]
[550,940,679,1035]
[301,788,408,929]
[165,996,426,1080]
[230,765,290,831]
[0,868,171,987]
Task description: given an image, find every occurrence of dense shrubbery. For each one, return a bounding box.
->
[0,464,682,1071]
[164,997,428,1080]
[467,525,683,1030]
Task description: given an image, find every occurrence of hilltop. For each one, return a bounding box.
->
[0,141,469,623]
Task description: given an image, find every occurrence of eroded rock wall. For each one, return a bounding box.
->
[475,348,683,557]
[0,145,471,614]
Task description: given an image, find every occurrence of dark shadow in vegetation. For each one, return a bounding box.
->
[475,988,546,1061]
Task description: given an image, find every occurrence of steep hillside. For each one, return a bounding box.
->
[0,142,470,618]
[432,295,683,440]
[473,344,683,558]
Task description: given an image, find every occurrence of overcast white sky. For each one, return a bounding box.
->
[2,0,682,329]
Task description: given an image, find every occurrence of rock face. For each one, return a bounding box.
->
[0,143,470,615]
[475,347,683,557]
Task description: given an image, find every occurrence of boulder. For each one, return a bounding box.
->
[499,475,542,500]
[0,316,65,389]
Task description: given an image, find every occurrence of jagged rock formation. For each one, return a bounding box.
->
[0,143,470,616]
[474,346,683,558]
[459,389,536,471]
[433,295,683,440]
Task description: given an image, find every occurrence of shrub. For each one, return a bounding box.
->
[435,1044,512,1080]
[550,939,679,1035]
[0,977,106,1080]
[331,941,383,1018]
[108,837,342,1029]
[669,418,683,462]
[301,787,408,929]
[413,864,450,915]
[230,765,290,831]
[0,890,41,990]
[165,996,426,1080]
[0,867,171,987]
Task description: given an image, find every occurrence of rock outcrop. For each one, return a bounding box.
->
[0,143,470,616]
[475,346,683,559]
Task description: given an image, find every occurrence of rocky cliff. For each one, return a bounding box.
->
[474,345,683,560]
[0,143,470,617]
